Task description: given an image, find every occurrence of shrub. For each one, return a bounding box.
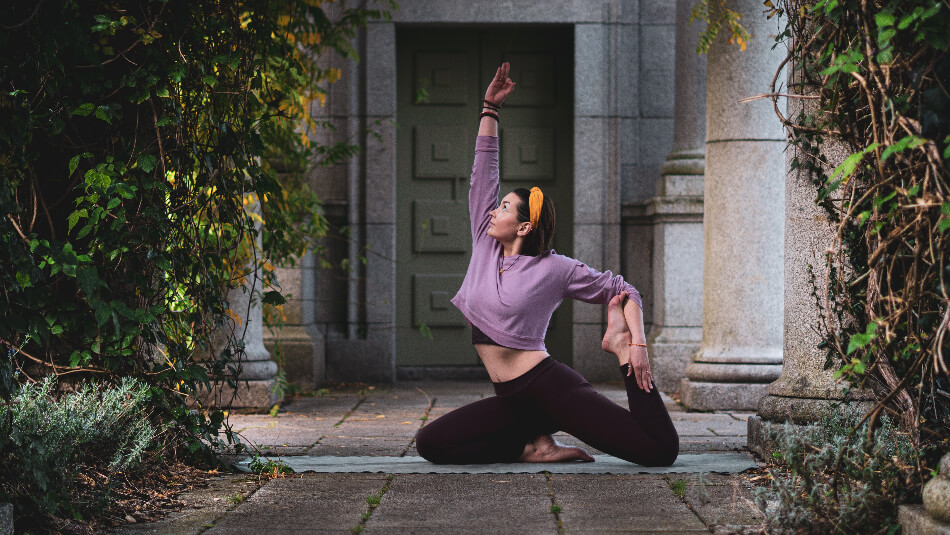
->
[0,376,157,519]
[755,409,925,535]
[0,0,392,460]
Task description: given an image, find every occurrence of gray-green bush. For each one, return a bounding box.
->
[0,376,158,517]
[755,409,924,535]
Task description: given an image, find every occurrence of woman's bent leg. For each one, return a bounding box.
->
[519,362,679,466]
[415,396,537,464]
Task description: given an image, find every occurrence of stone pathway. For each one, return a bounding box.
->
[114,381,767,534]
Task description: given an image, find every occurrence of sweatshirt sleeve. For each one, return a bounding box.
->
[563,261,643,308]
[468,136,500,243]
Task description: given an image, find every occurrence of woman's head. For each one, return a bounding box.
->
[512,187,556,256]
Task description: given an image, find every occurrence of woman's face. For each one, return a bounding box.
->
[487,191,528,242]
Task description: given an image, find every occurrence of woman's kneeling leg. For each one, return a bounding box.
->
[415,396,533,464]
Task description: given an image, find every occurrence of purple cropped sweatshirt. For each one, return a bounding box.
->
[450,136,642,352]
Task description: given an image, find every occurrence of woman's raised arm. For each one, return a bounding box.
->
[478,62,516,137]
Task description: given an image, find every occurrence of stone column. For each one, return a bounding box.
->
[747,68,872,453]
[680,0,786,410]
[751,135,851,424]
[647,0,706,393]
[212,201,280,409]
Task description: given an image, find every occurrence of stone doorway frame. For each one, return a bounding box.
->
[325,2,638,382]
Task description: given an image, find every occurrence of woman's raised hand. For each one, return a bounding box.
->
[485,62,516,106]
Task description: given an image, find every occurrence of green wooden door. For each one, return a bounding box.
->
[396,27,574,367]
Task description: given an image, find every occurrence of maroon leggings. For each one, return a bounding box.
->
[415,357,679,466]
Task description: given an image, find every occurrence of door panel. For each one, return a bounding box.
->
[396,27,574,367]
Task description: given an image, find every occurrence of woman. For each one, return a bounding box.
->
[415,63,678,466]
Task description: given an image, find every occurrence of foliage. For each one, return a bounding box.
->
[752,0,950,528]
[0,376,157,520]
[764,0,949,447]
[690,0,753,53]
[756,410,924,534]
[248,454,294,475]
[0,0,392,468]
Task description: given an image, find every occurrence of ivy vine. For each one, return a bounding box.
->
[767,0,949,477]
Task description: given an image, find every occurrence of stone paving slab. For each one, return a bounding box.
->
[110,380,771,535]
[113,474,260,535]
[205,474,389,535]
[234,453,757,475]
[365,474,555,535]
[549,475,709,533]
[674,473,766,530]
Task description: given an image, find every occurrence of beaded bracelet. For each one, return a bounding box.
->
[480,111,499,122]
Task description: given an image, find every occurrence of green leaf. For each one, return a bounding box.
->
[155,86,170,98]
[71,103,95,116]
[202,75,218,87]
[829,144,879,184]
[94,302,112,327]
[50,325,63,336]
[76,223,93,239]
[94,106,112,124]
[882,136,925,161]
[875,12,895,27]
[69,155,81,177]
[847,323,878,355]
[261,291,287,306]
[107,198,121,210]
[15,271,31,288]
[67,209,87,234]
[938,218,950,233]
[77,266,99,296]
[137,154,157,173]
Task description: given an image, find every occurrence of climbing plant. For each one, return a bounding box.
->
[0,0,392,455]
[766,0,949,444]
[747,0,950,530]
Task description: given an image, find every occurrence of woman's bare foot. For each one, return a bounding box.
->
[518,434,595,463]
[602,293,631,362]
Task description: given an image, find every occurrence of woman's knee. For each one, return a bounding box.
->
[415,424,440,461]
[648,436,679,467]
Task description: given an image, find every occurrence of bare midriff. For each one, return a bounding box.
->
[475,345,550,383]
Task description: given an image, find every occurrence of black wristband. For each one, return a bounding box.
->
[479,111,499,122]
[483,99,502,110]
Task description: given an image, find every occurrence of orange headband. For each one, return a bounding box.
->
[528,187,543,229]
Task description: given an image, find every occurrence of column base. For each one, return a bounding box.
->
[649,339,699,393]
[265,324,325,390]
[679,379,770,410]
[0,502,11,535]
[748,394,876,459]
[899,505,950,535]
[202,379,281,410]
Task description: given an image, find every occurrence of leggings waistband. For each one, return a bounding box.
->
[492,356,556,397]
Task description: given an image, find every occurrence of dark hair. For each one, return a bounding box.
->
[513,188,556,256]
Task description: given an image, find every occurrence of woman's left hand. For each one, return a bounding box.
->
[627,342,652,393]
[485,62,516,106]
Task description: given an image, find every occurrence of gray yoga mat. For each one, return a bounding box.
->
[235,453,758,474]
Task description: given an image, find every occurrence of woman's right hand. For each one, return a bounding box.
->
[485,62,516,106]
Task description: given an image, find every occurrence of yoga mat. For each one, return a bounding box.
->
[234,453,758,475]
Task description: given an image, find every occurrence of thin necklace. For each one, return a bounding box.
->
[499,254,522,274]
